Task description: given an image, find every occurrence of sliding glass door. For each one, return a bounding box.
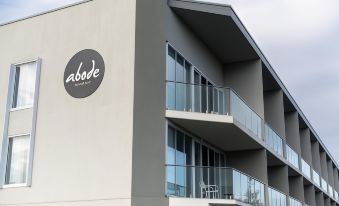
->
[166,123,226,198]
[166,45,226,115]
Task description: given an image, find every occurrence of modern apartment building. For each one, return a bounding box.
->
[0,0,337,206]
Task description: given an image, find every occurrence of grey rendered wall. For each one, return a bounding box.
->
[267,165,289,194]
[304,185,316,206]
[334,168,339,191]
[227,149,268,183]
[131,0,168,206]
[284,112,301,154]
[224,59,265,119]
[328,161,335,188]
[300,128,312,166]
[165,5,223,85]
[264,90,285,139]
[316,192,325,206]
[325,197,331,206]
[311,141,322,173]
[289,176,305,202]
[321,152,329,181]
[0,0,136,205]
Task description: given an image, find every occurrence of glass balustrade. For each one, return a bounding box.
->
[230,91,262,139]
[268,187,287,206]
[312,170,320,187]
[321,178,328,192]
[165,165,265,206]
[329,185,333,198]
[301,158,311,179]
[289,197,302,206]
[166,81,228,115]
[334,190,338,201]
[166,81,263,139]
[286,144,299,169]
[265,124,283,157]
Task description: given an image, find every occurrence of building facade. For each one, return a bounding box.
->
[0,0,338,206]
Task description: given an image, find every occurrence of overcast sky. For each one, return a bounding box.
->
[0,0,338,162]
[211,0,339,162]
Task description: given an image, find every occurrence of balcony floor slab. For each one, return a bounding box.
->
[169,197,251,206]
[166,110,263,151]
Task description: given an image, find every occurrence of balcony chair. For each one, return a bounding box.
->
[199,181,220,199]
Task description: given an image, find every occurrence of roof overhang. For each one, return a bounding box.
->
[169,0,259,63]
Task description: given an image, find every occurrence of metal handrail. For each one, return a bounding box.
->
[164,164,265,185]
[165,80,264,120]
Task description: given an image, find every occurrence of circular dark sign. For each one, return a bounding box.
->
[64,49,105,98]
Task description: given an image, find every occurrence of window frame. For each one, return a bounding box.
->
[0,58,41,188]
[3,133,31,188]
[10,60,39,111]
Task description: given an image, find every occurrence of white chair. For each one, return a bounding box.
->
[200,181,220,199]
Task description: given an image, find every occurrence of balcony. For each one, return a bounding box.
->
[300,158,311,179]
[285,144,299,170]
[321,178,328,193]
[166,81,266,152]
[165,81,339,204]
[166,165,265,206]
[265,124,283,157]
[166,81,263,139]
[312,169,320,187]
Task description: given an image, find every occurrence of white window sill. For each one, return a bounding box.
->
[10,106,33,112]
[2,183,29,189]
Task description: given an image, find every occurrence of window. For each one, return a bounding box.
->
[166,44,226,114]
[0,59,41,188]
[166,122,226,198]
[5,135,30,185]
[12,62,37,109]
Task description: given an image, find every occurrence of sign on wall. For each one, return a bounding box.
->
[64,49,105,98]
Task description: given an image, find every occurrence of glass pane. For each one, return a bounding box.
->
[176,131,185,165]
[166,46,176,81]
[193,71,201,112]
[218,90,224,114]
[175,54,185,111]
[166,126,175,164]
[185,61,191,111]
[209,149,215,185]
[12,62,37,108]
[208,82,213,113]
[233,171,241,200]
[202,145,208,186]
[166,82,175,110]
[5,135,30,185]
[166,126,176,195]
[184,137,192,198]
[194,142,201,197]
[185,136,192,165]
[213,88,218,113]
[176,131,186,197]
[241,174,249,203]
[201,77,207,113]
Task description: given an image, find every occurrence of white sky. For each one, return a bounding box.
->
[0,0,338,161]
